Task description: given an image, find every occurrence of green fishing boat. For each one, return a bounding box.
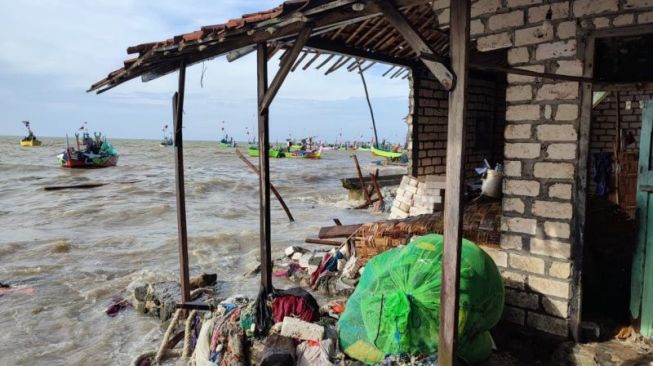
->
[247,146,284,158]
[371,146,403,159]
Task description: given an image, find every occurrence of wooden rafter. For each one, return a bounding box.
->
[377,0,454,90]
[259,24,314,114]
[302,51,321,70]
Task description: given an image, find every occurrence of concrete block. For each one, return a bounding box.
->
[510,253,545,274]
[488,10,524,31]
[280,317,324,341]
[506,104,540,121]
[503,197,525,214]
[534,162,574,179]
[515,23,553,46]
[477,32,512,52]
[537,124,578,141]
[543,296,570,318]
[544,221,570,239]
[506,85,533,102]
[506,288,540,309]
[532,200,573,219]
[549,261,572,279]
[555,104,579,120]
[546,143,577,160]
[503,306,526,325]
[471,0,501,17]
[536,82,579,101]
[504,160,522,177]
[549,183,572,199]
[557,21,577,39]
[528,3,569,23]
[527,312,568,337]
[531,238,571,259]
[508,64,545,83]
[535,40,577,60]
[505,143,541,159]
[573,0,618,17]
[505,180,540,197]
[528,276,571,299]
[613,13,635,26]
[508,47,530,65]
[501,216,537,235]
[500,234,524,250]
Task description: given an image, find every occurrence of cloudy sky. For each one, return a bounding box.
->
[0,1,410,142]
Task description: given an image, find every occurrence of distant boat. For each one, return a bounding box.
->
[287,147,322,159]
[160,125,173,147]
[20,121,42,147]
[371,146,402,159]
[58,130,119,168]
[248,145,285,158]
[219,121,236,147]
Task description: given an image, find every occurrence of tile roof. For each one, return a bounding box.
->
[89,0,446,93]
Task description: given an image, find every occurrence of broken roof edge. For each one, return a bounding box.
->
[88,0,435,94]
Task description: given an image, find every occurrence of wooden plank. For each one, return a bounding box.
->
[377,0,454,90]
[570,31,594,342]
[341,173,404,190]
[318,224,361,239]
[173,61,191,304]
[259,24,313,114]
[304,238,343,246]
[290,51,309,72]
[314,53,335,70]
[439,0,469,364]
[257,43,273,294]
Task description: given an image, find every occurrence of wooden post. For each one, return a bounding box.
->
[615,92,621,205]
[173,60,191,304]
[351,154,371,204]
[439,1,470,365]
[257,43,273,294]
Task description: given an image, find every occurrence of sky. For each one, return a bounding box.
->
[0,1,410,142]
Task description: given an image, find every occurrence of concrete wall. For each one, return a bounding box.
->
[417,0,653,338]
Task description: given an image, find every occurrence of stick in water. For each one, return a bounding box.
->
[235,149,295,222]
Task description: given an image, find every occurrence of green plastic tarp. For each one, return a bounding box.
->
[338,234,504,364]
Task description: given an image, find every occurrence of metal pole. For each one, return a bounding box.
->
[257,43,273,294]
[173,60,191,304]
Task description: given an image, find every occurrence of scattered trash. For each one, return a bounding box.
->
[272,287,320,323]
[106,295,132,317]
[280,316,325,342]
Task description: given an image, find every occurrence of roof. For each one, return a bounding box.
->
[89,0,449,94]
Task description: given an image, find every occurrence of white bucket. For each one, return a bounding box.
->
[481,169,503,198]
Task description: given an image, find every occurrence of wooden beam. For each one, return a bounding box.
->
[439,0,470,365]
[305,38,415,67]
[315,53,335,70]
[377,0,454,90]
[260,25,314,114]
[325,55,351,75]
[302,51,321,70]
[257,43,273,294]
[173,60,191,304]
[291,51,309,72]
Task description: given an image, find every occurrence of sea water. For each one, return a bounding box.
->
[0,136,404,365]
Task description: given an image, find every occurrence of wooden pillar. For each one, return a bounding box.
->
[173,60,191,304]
[439,0,470,365]
[257,43,273,294]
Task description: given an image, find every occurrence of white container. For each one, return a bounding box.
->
[481,169,503,198]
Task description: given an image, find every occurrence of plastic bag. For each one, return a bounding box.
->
[338,234,504,364]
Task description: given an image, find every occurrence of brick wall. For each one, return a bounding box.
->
[589,91,649,193]
[423,0,653,338]
[408,66,506,179]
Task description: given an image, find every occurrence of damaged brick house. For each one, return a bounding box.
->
[90,0,653,359]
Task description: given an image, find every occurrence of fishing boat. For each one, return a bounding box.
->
[219,121,236,147]
[247,145,285,158]
[371,146,403,159]
[19,121,42,146]
[287,147,322,159]
[160,125,173,147]
[58,129,119,168]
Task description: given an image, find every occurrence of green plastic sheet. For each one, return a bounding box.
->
[338,234,504,364]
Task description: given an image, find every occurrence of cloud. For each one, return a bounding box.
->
[0,1,410,142]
